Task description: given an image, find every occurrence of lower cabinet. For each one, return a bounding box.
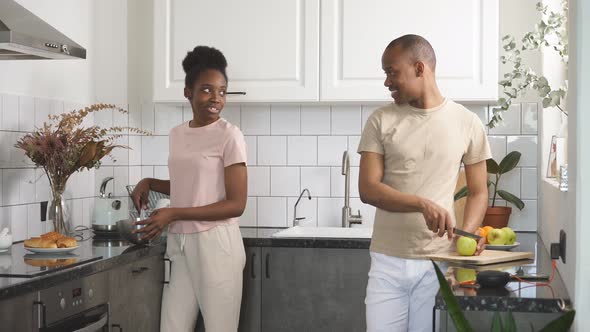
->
[109,254,165,331]
[239,247,370,332]
[0,292,37,331]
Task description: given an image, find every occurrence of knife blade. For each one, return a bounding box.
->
[452,227,482,240]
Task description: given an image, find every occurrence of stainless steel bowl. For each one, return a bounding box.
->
[117,219,148,245]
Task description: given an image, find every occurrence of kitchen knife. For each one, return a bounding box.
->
[452,227,482,240]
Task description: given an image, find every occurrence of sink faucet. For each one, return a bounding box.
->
[293,188,311,226]
[342,151,362,227]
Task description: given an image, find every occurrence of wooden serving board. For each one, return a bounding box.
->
[427,250,534,265]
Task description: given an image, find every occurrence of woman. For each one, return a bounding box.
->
[131,46,247,332]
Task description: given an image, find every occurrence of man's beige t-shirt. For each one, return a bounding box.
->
[357,99,491,259]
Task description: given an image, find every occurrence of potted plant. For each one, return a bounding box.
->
[432,261,575,331]
[455,151,525,228]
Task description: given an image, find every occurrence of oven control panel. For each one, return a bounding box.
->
[38,271,109,324]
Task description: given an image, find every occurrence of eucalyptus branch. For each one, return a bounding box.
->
[489,0,568,128]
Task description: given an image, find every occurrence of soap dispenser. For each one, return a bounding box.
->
[92,177,128,230]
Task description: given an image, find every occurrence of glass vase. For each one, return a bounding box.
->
[48,185,71,236]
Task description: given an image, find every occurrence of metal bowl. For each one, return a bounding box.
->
[117,219,148,245]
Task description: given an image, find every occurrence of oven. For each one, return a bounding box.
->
[34,271,110,332]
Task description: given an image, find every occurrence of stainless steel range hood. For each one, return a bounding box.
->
[0,0,86,60]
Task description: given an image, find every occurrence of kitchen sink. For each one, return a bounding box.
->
[271,226,373,239]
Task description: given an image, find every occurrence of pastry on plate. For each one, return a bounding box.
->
[56,237,77,248]
[24,237,43,248]
[40,231,64,242]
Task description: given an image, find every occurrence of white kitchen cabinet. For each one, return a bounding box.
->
[153,0,498,103]
[153,0,320,102]
[320,0,499,102]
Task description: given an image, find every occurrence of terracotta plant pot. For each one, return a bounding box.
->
[482,206,512,228]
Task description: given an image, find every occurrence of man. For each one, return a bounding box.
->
[358,34,491,331]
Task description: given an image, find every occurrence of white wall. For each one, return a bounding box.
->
[569,0,590,329]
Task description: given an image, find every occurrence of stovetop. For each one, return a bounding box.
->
[0,239,103,279]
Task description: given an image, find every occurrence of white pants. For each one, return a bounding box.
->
[160,224,246,332]
[365,252,439,332]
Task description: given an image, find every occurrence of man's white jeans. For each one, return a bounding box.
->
[365,252,439,332]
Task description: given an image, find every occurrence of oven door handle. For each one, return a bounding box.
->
[71,311,109,332]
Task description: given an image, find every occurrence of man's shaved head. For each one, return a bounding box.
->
[386,34,436,71]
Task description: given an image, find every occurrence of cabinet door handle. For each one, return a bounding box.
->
[265,253,270,279]
[163,258,172,284]
[33,301,47,328]
[131,266,149,275]
[251,252,256,279]
[227,91,246,95]
[112,324,123,331]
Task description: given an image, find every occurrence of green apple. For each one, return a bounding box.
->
[501,227,516,245]
[456,268,477,283]
[487,228,508,245]
[456,236,477,256]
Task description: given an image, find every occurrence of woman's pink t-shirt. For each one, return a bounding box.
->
[167,118,247,233]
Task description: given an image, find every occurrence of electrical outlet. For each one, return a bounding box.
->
[559,230,566,263]
[550,230,567,263]
[40,201,48,222]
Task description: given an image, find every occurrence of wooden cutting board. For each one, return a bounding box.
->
[427,250,534,265]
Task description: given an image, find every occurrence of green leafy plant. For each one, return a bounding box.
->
[490,0,568,128]
[455,151,525,210]
[432,261,576,331]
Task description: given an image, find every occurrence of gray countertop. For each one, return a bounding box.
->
[0,228,572,315]
[434,232,571,313]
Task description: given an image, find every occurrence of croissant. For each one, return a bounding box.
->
[24,237,42,248]
[56,237,77,248]
[40,231,65,242]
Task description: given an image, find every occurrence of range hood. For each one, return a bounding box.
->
[0,0,86,60]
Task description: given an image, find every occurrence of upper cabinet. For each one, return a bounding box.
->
[153,0,320,102]
[153,0,498,103]
[321,0,499,102]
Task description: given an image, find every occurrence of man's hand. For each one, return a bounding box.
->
[474,229,486,255]
[420,198,453,240]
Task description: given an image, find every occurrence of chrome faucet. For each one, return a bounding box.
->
[342,151,362,227]
[293,188,312,226]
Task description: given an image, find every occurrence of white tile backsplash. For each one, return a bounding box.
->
[521,168,538,200]
[301,105,330,135]
[10,205,27,241]
[240,196,257,226]
[317,197,342,227]
[141,136,169,165]
[244,136,257,166]
[288,136,317,166]
[257,197,286,227]
[270,167,300,196]
[331,106,361,135]
[0,93,540,237]
[318,136,347,166]
[1,94,19,131]
[258,136,286,166]
[248,167,270,196]
[300,167,331,197]
[507,136,537,167]
[509,199,537,231]
[497,167,520,199]
[241,105,270,135]
[489,104,521,135]
[154,104,183,135]
[222,105,241,128]
[488,136,507,161]
[271,105,300,135]
[521,103,538,134]
[18,96,35,132]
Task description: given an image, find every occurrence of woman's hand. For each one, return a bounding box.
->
[133,207,176,241]
[131,178,151,212]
